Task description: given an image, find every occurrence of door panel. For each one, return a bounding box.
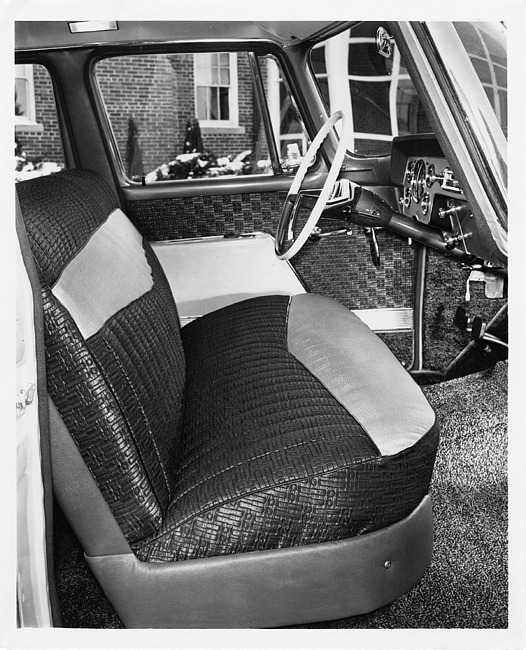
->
[151,233,305,326]
[98,38,417,365]
[292,228,416,364]
[125,186,287,241]
[125,183,416,365]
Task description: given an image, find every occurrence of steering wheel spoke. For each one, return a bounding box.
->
[275,111,351,260]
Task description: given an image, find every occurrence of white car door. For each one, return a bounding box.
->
[16,235,52,627]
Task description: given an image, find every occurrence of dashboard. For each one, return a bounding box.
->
[401,156,464,227]
[391,134,474,257]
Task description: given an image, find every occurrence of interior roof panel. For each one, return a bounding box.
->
[15,20,347,51]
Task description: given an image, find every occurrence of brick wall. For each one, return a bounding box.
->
[97,54,180,174]
[97,52,259,175]
[17,53,268,178]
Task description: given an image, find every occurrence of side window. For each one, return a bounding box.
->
[15,64,65,182]
[95,51,308,183]
[311,22,432,156]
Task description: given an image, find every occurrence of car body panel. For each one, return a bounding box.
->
[16,239,52,628]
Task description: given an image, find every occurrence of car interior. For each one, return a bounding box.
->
[14,19,510,632]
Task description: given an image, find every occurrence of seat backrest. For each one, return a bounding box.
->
[17,169,186,544]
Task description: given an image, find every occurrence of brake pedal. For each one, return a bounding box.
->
[453,306,469,331]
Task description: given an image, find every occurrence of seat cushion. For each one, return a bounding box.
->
[133,294,439,562]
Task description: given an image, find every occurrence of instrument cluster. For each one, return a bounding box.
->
[401,156,465,228]
[390,135,493,261]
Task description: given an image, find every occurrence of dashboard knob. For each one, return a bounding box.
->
[405,161,415,184]
[421,192,431,216]
[438,201,463,220]
[403,187,411,208]
[425,163,444,187]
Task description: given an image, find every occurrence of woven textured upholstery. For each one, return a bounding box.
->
[19,170,186,543]
[17,169,439,563]
[134,296,438,561]
[17,168,118,287]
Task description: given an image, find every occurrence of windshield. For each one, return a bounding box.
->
[453,22,507,138]
[310,22,433,156]
[425,21,507,217]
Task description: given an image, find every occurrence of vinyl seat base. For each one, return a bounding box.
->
[87,494,433,628]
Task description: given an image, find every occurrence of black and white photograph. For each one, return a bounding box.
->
[4,1,525,648]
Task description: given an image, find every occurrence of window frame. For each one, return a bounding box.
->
[264,54,310,159]
[90,42,320,187]
[13,59,67,181]
[308,26,420,157]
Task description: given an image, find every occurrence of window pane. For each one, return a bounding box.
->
[495,66,506,89]
[355,138,393,156]
[311,22,431,156]
[219,66,230,85]
[219,87,229,120]
[471,57,492,85]
[15,78,29,117]
[349,79,391,135]
[348,41,387,76]
[209,87,219,119]
[15,64,65,182]
[211,63,220,85]
[397,79,432,135]
[310,45,326,75]
[317,78,329,108]
[196,86,207,120]
[95,51,275,181]
[454,21,507,135]
[194,52,210,84]
[261,55,310,163]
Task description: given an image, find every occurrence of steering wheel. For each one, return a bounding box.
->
[275,110,350,260]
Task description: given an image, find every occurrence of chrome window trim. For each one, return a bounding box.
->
[397,21,507,260]
[425,22,507,218]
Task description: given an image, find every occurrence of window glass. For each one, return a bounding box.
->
[311,22,432,156]
[260,55,310,166]
[15,64,65,182]
[453,22,507,137]
[95,51,308,183]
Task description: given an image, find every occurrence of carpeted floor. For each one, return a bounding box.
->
[53,362,508,629]
[291,361,508,629]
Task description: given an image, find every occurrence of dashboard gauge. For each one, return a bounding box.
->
[410,159,426,203]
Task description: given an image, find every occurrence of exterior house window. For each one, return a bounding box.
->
[194,52,239,129]
[14,63,65,181]
[15,64,37,127]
